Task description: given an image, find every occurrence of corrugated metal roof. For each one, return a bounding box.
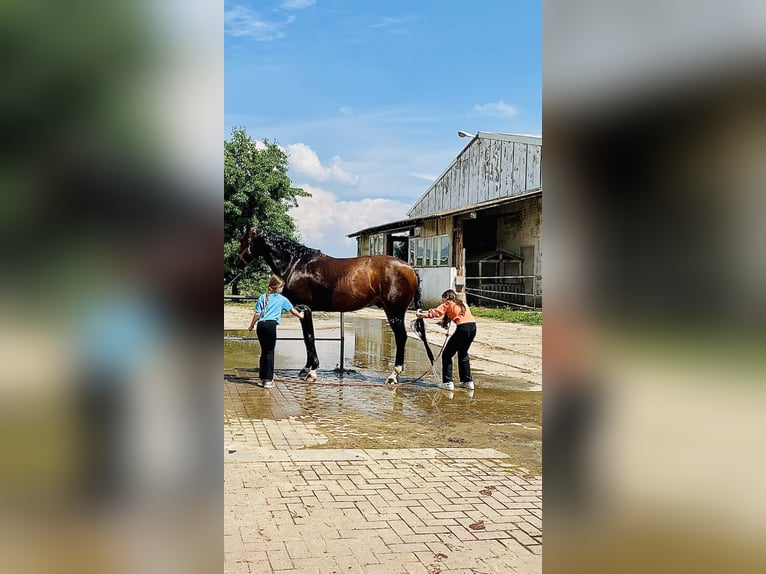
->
[416,188,541,219]
[347,217,425,238]
[346,189,541,238]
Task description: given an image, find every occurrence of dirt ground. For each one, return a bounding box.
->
[225,304,541,390]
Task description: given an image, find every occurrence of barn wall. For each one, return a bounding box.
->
[496,197,543,298]
[496,198,542,266]
[408,134,542,218]
[423,217,453,237]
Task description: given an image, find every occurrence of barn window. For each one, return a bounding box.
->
[440,236,449,265]
[368,234,384,255]
[409,235,450,267]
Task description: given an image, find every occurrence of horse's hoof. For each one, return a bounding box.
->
[385,366,403,385]
[304,370,317,383]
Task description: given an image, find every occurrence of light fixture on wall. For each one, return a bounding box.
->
[457,130,475,138]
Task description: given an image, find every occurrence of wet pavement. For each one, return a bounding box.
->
[224,315,541,573]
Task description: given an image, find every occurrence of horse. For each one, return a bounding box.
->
[236,227,428,384]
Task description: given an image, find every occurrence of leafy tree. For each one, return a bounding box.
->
[224,127,308,294]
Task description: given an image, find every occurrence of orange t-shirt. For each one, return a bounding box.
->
[426,300,476,324]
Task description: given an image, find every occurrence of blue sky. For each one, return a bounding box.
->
[225,0,541,256]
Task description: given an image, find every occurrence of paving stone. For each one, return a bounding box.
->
[224,380,542,573]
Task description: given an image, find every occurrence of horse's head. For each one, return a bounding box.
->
[237,227,317,275]
[236,227,263,268]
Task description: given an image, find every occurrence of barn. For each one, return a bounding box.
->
[348,132,542,309]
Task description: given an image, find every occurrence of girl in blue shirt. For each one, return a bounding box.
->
[247,275,304,388]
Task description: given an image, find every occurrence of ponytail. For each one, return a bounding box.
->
[437,289,466,329]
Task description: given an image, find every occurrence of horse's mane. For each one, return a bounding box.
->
[260,229,322,262]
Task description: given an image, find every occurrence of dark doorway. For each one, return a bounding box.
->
[390,235,409,262]
[463,216,497,252]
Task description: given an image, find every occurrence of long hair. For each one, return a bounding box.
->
[264,275,284,311]
[437,289,467,329]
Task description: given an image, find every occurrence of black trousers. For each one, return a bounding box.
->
[442,322,477,383]
[256,320,278,381]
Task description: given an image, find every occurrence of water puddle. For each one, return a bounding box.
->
[224,315,541,475]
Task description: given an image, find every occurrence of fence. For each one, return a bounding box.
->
[224,295,348,372]
[464,275,541,310]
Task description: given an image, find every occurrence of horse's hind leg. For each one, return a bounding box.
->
[296,306,319,382]
[384,312,408,384]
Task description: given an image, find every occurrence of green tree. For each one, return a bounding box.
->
[224,127,309,294]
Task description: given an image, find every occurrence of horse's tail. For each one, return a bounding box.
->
[414,316,435,365]
[413,272,423,310]
[412,272,435,365]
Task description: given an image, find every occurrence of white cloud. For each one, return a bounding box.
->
[410,172,437,182]
[291,185,409,257]
[281,0,315,9]
[339,106,353,115]
[372,17,410,29]
[286,143,360,186]
[471,100,518,117]
[224,5,293,39]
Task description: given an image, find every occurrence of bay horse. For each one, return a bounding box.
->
[236,227,427,384]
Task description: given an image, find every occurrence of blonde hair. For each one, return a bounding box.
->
[264,275,284,310]
[268,275,284,292]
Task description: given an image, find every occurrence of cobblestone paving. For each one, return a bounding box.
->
[225,379,542,573]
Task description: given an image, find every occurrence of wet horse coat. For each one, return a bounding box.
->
[237,227,423,383]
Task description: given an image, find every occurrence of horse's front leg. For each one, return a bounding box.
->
[384,314,408,384]
[296,305,319,382]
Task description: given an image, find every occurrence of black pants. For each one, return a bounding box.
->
[256,320,278,381]
[442,322,477,383]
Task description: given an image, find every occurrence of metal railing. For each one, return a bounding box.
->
[463,275,541,310]
[224,295,348,371]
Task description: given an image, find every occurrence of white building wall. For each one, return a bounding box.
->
[413,267,456,308]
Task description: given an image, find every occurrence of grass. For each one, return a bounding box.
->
[471,307,542,325]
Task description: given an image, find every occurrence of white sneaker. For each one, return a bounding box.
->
[460,381,475,390]
[438,381,454,390]
[262,380,275,389]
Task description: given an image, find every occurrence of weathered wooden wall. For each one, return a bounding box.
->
[408,133,541,218]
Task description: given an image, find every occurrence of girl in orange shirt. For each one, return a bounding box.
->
[416,289,477,390]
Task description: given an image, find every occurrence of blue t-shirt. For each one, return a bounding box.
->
[254,292,294,324]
